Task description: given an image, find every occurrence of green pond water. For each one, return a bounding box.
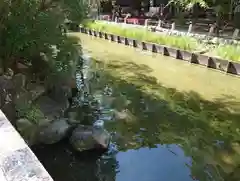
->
[33,34,240,181]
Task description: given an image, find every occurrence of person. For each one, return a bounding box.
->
[111,7,115,21]
[112,4,122,21]
[115,5,122,19]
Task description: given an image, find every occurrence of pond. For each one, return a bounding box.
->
[32,34,240,181]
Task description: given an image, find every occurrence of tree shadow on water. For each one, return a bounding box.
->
[92,59,240,181]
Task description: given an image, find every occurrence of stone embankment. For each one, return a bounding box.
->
[0,110,53,181]
[0,56,111,154]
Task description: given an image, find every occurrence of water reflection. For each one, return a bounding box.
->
[88,54,239,181]
[33,35,240,181]
[33,140,196,181]
[33,54,239,181]
[115,145,193,181]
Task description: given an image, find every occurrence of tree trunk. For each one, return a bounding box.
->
[215,13,221,37]
[192,4,199,25]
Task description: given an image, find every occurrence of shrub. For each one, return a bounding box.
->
[0,0,88,84]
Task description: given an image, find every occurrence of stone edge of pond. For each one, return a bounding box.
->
[0,110,53,181]
[79,27,240,77]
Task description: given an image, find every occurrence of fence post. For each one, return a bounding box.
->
[144,19,149,28]
[232,29,239,39]
[157,20,162,28]
[188,23,193,34]
[208,24,215,36]
[171,22,175,31]
[124,13,130,24]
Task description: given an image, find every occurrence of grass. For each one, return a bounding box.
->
[82,20,201,51]
[82,20,240,63]
[214,45,240,62]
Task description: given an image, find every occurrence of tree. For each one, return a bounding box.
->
[0,0,88,84]
[167,0,232,36]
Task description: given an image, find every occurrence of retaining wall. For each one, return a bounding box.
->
[80,27,240,76]
[0,110,53,181]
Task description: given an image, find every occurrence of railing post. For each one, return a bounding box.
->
[144,19,149,28]
[232,29,239,39]
[171,22,175,31]
[124,13,130,24]
[188,23,193,34]
[208,24,215,36]
[157,20,162,28]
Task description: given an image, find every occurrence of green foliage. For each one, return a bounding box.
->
[168,0,209,10]
[214,45,240,62]
[168,0,231,15]
[0,0,87,82]
[16,103,45,124]
[83,21,201,51]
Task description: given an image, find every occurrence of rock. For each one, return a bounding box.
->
[98,109,114,121]
[45,86,70,115]
[4,68,14,79]
[67,119,79,125]
[0,76,16,123]
[70,125,110,152]
[38,119,71,144]
[16,62,29,70]
[0,75,15,95]
[1,102,16,125]
[15,88,33,108]
[26,83,45,101]
[16,118,38,145]
[68,78,77,89]
[38,118,52,127]
[15,84,45,109]
[68,111,78,120]
[93,120,104,128]
[36,96,67,120]
[67,111,81,125]
[0,67,3,75]
[12,73,26,91]
[113,109,136,123]
[48,85,72,101]
[16,118,52,146]
[0,88,6,108]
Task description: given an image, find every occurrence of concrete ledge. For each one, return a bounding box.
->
[0,110,53,181]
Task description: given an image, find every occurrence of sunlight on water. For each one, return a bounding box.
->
[33,33,240,181]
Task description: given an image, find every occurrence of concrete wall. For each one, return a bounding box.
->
[0,110,53,181]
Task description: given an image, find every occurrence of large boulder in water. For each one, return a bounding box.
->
[36,96,69,120]
[70,125,110,152]
[38,119,71,144]
[16,118,52,145]
[16,118,38,145]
